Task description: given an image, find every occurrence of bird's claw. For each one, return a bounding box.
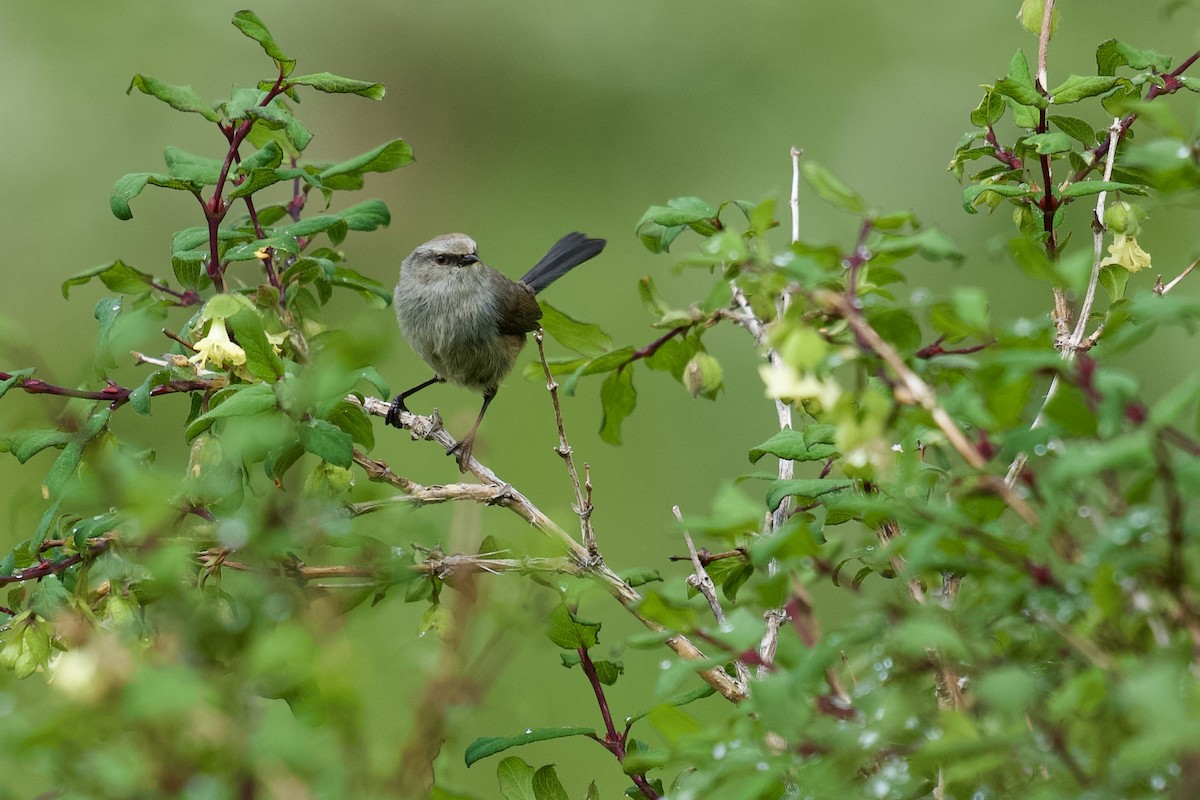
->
[385,396,409,428]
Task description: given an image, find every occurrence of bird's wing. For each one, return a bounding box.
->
[496,279,543,335]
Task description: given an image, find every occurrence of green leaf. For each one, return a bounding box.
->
[1018,0,1058,35]
[994,51,1046,108]
[496,757,535,800]
[9,429,71,464]
[1059,180,1147,198]
[765,479,852,512]
[539,302,611,357]
[43,407,111,499]
[800,162,866,213]
[110,173,202,220]
[185,384,279,440]
[954,286,990,332]
[227,167,299,199]
[962,182,1033,213]
[231,10,295,76]
[298,418,353,468]
[1099,263,1130,302]
[61,260,153,298]
[599,367,636,445]
[289,72,385,100]
[240,141,284,171]
[326,401,375,449]
[969,91,1006,127]
[618,567,662,587]
[1096,39,1172,76]
[680,483,761,539]
[546,604,601,650]
[638,196,718,228]
[338,199,392,231]
[330,267,391,307]
[93,297,122,367]
[127,74,220,122]
[1150,372,1200,428]
[748,428,838,464]
[0,369,34,401]
[319,139,414,182]
[1049,115,1096,146]
[637,276,670,317]
[531,766,569,800]
[163,146,222,184]
[226,308,285,381]
[1049,75,1119,104]
[645,337,696,381]
[1022,132,1072,155]
[129,368,174,416]
[245,102,313,151]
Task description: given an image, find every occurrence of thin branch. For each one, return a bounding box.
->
[1007,116,1121,486]
[790,146,803,243]
[0,536,114,587]
[535,331,597,556]
[673,506,751,692]
[1070,48,1200,186]
[820,291,1039,526]
[1068,116,1122,354]
[1155,255,1200,295]
[676,506,726,626]
[0,368,214,410]
[352,394,749,704]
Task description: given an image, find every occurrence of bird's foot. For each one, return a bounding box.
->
[448,435,475,473]
[385,396,409,428]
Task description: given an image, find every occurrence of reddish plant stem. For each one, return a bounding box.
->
[205,71,290,292]
[578,646,661,799]
[915,336,996,359]
[0,371,212,409]
[1071,50,1200,187]
[843,218,874,302]
[0,538,112,587]
[985,124,1022,171]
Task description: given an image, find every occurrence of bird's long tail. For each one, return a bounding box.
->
[520,232,606,294]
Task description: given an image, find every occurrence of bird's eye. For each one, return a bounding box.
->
[434,254,449,266]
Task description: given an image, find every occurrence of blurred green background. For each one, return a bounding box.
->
[1,1,1198,796]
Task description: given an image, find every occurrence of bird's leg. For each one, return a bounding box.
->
[450,388,496,472]
[386,374,444,427]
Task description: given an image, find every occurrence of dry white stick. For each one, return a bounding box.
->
[1156,256,1200,296]
[674,505,751,690]
[1006,115,1121,486]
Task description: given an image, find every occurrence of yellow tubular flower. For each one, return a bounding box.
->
[189,318,247,369]
[1100,233,1152,273]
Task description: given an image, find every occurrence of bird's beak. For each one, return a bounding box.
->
[463,253,479,265]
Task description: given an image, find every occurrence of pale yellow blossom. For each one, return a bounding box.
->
[1100,233,1151,273]
[759,363,841,410]
[189,318,247,369]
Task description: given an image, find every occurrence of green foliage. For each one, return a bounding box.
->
[3,5,1200,800]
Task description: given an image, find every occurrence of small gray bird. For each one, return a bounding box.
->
[387,231,606,470]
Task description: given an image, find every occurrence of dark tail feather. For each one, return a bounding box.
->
[520,232,606,294]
